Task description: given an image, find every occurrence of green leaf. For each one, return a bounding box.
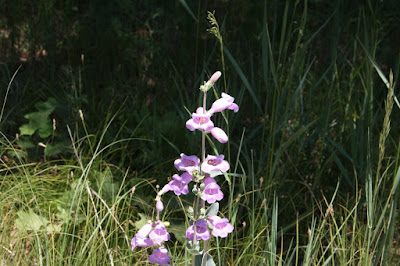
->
[34,97,58,113]
[17,139,35,149]
[135,213,151,230]
[168,221,187,244]
[44,141,69,157]
[46,223,62,233]
[186,240,201,255]
[56,206,69,223]
[19,97,58,138]
[15,209,48,233]
[7,149,27,159]
[95,167,121,202]
[19,124,37,136]
[194,254,216,266]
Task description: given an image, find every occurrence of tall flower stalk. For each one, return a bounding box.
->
[131,71,238,265]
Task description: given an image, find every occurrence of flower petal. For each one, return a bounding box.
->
[148,247,171,265]
[210,127,228,143]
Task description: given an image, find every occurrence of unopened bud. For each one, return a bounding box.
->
[156,199,164,212]
[208,71,221,83]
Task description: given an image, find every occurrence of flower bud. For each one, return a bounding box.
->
[156,199,164,212]
[208,71,221,84]
[210,127,228,143]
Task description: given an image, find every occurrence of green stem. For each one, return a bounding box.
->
[201,91,208,265]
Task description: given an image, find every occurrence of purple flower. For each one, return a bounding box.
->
[156,199,164,212]
[136,223,153,238]
[207,216,234,238]
[174,153,200,174]
[201,176,224,203]
[131,236,155,250]
[131,223,155,250]
[186,219,210,241]
[196,107,205,114]
[210,127,228,143]
[149,222,170,245]
[201,155,230,173]
[209,93,239,114]
[167,173,193,196]
[159,184,171,195]
[186,113,214,132]
[148,247,171,265]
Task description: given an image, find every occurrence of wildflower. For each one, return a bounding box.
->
[136,223,153,238]
[131,223,155,251]
[201,176,224,204]
[159,183,171,195]
[200,71,222,92]
[174,153,200,174]
[186,113,214,132]
[131,236,155,251]
[148,247,171,265]
[208,71,221,84]
[149,222,170,245]
[210,127,228,143]
[209,92,239,114]
[207,216,234,238]
[156,199,164,212]
[201,154,230,173]
[186,219,210,241]
[166,173,193,196]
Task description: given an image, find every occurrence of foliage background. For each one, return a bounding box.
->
[1,0,400,265]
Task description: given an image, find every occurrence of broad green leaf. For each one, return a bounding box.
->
[15,209,48,233]
[34,97,58,113]
[168,221,187,244]
[135,213,151,230]
[56,206,69,223]
[19,97,58,138]
[95,167,121,202]
[19,123,37,136]
[7,149,27,159]
[194,254,216,266]
[46,223,62,233]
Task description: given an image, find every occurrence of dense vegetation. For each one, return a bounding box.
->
[1,0,400,265]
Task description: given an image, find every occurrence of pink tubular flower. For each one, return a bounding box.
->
[131,223,155,250]
[207,216,234,238]
[201,155,230,173]
[149,222,170,245]
[186,113,214,132]
[208,71,222,84]
[148,247,171,265]
[196,107,205,114]
[209,92,239,114]
[174,153,200,174]
[186,219,210,241]
[136,223,153,238]
[159,184,171,195]
[156,199,164,212]
[210,127,228,143]
[167,173,193,196]
[201,176,224,204]
[131,236,155,250]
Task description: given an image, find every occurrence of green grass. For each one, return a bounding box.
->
[1,0,400,265]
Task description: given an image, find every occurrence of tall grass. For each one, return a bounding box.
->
[1,0,400,265]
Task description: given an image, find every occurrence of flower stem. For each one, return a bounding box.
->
[201,91,208,266]
[192,90,208,266]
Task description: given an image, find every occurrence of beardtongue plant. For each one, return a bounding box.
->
[131,71,238,265]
